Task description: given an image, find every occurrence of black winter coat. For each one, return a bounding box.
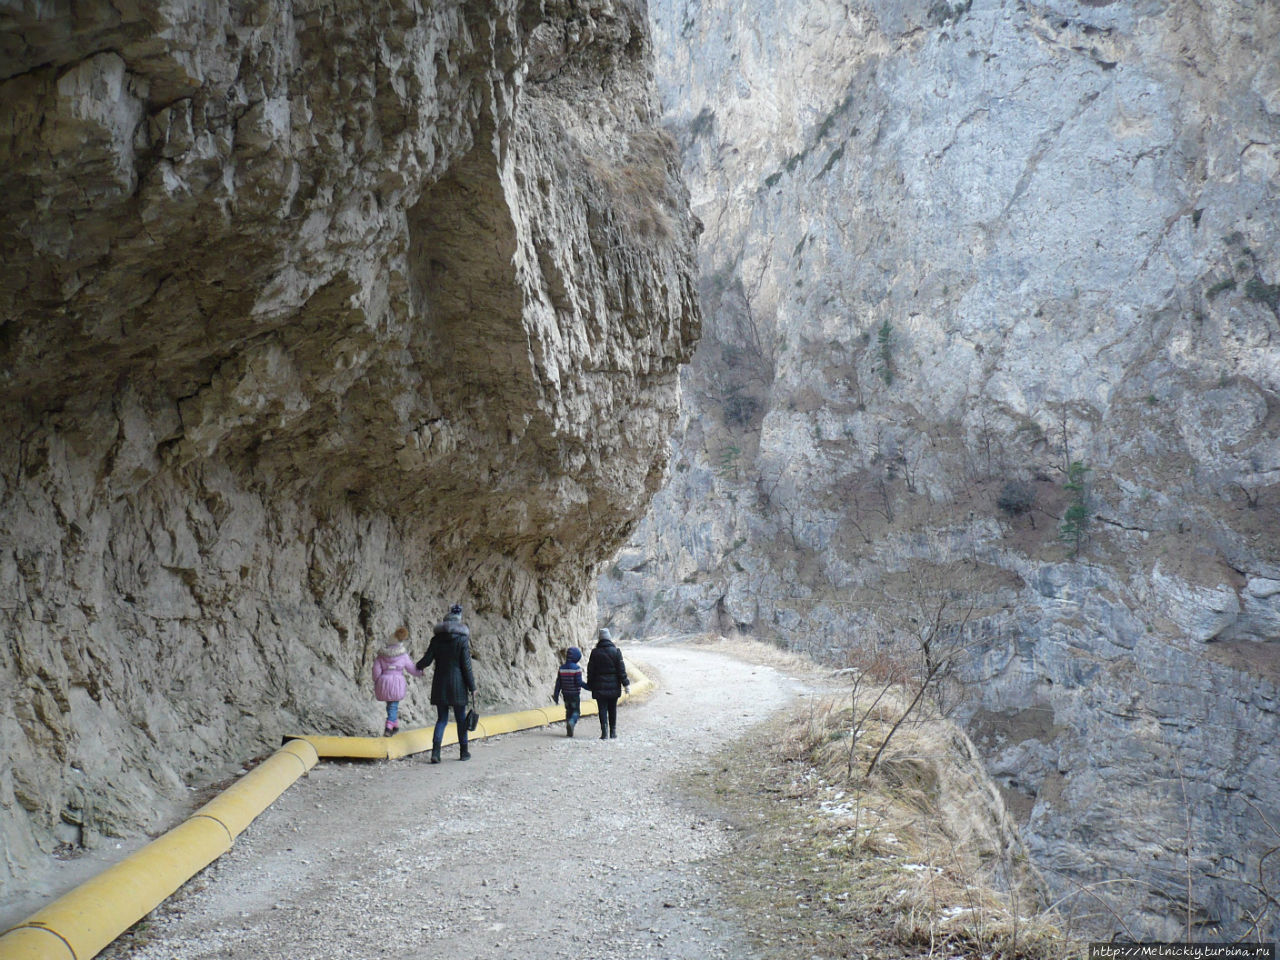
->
[586,638,628,699]
[416,616,476,706]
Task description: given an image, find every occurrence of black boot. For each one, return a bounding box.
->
[430,743,441,764]
[459,736,470,760]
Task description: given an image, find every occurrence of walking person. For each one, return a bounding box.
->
[552,646,589,737]
[416,604,476,763]
[372,626,423,736]
[586,628,629,740]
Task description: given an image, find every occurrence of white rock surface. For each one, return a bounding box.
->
[603,0,1280,939]
[0,0,699,892]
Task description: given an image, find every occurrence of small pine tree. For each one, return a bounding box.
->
[717,444,742,479]
[1059,460,1091,557]
[877,319,894,385]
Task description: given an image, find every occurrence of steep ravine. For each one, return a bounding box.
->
[0,0,699,892]
[603,0,1280,941]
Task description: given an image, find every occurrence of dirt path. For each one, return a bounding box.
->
[97,642,808,960]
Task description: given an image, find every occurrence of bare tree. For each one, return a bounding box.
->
[838,554,986,779]
[875,474,896,524]
[864,578,979,777]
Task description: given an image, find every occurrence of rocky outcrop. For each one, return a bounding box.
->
[604,0,1279,940]
[0,0,699,891]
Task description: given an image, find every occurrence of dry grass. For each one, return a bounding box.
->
[683,647,1081,959]
[584,128,679,239]
[684,633,837,682]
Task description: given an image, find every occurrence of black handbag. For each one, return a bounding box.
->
[466,695,479,732]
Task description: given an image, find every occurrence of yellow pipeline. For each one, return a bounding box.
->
[0,668,651,960]
[0,738,319,960]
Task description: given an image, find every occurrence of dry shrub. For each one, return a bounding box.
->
[688,638,1079,960]
[786,688,1075,959]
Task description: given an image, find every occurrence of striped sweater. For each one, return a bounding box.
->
[553,661,588,701]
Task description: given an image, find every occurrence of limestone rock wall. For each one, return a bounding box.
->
[0,0,699,891]
[604,0,1279,939]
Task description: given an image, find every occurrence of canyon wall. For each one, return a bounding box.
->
[604,0,1280,939]
[0,0,699,892]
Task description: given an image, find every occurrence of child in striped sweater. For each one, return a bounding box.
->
[552,646,589,738]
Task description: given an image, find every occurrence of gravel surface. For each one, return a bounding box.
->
[98,642,808,960]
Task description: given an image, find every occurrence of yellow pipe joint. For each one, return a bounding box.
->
[192,738,318,838]
[0,927,74,960]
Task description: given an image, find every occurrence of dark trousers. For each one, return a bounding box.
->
[434,703,467,748]
[562,694,580,728]
[597,696,618,736]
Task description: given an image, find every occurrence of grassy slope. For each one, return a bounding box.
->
[680,638,1075,959]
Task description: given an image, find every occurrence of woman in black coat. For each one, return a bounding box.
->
[586,628,629,739]
[416,604,476,763]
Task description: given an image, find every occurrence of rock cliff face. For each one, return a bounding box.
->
[0,0,698,890]
[604,0,1280,939]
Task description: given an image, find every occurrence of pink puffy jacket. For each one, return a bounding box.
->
[372,643,422,702]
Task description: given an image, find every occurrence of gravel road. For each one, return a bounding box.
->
[98,642,808,960]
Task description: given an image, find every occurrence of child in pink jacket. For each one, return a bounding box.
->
[373,626,423,736]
